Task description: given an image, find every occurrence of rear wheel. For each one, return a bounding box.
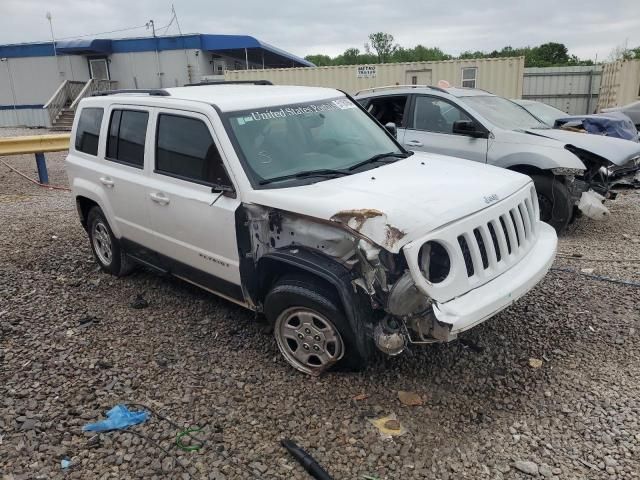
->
[531,174,572,234]
[87,207,134,277]
[264,275,368,375]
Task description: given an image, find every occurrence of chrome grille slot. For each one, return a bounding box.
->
[458,235,474,277]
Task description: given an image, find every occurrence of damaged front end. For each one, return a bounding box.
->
[239,203,447,358]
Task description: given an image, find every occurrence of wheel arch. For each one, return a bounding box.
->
[256,249,374,358]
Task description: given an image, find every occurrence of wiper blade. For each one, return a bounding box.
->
[347,151,413,171]
[259,168,350,185]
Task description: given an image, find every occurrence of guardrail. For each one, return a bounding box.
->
[0,133,70,184]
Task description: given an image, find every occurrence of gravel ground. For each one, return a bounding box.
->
[1,127,639,480]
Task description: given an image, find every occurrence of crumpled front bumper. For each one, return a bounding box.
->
[431,222,557,339]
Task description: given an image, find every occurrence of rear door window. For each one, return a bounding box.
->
[75,108,104,156]
[106,109,149,168]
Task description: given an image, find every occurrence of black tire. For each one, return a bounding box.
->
[264,275,369,375]
[531,174,572,234]
[87,206,134,277]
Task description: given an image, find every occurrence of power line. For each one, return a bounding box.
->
[54,23,149,41]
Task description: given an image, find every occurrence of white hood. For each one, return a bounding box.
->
[525,129,640,166]
[244,152,531,252]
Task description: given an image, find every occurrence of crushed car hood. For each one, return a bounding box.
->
[244,152,531,252]
[525,128,640,166]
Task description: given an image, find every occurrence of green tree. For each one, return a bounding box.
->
[304,54,333,66]
[367,32,398,63]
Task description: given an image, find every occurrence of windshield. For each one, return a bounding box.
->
[519,102,567,126]
[462,95,548,130]
[225,97,403,186]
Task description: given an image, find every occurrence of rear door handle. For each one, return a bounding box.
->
[406,140,424,147]
[149,192,170,205]
[99,176,114,188]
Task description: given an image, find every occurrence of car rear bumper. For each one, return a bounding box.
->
[431,222,557,338]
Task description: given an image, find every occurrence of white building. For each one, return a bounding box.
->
[0,33,313,128]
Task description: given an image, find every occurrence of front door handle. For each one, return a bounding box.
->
[149,192,170,205]
[99,176,114,188]
[405,140,424,147]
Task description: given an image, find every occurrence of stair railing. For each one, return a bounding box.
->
[69,79,119,111]
[43,80,87,125]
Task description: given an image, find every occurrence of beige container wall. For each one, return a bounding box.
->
[225,57,525,98]
[597,60,640,110]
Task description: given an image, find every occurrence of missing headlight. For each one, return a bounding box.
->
[419,241,450,284]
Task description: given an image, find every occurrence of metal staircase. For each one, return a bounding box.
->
[44,79,118,131]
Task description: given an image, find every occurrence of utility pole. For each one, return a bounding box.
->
[45,11,63,79]
[147,19,162,87]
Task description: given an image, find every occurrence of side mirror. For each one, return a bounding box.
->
[211,182,236,198]
[384,122,398,138]
[452,120,487,138]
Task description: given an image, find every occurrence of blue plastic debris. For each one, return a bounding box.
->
[82,404,149,432]
[61,458,71,469]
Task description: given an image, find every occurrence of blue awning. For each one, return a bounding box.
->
[200,35,314,67]
[56,39,112,55]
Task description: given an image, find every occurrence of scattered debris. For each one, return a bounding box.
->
[581,268,595,274]
[60,458,71,469]
[352,393,369,401]
[82,405,149,432]
[281,439,334,480]
[397,391,423,406]
[513,460,539,476]
[528,358,543,369]
[459,337,484,353]
[78,315,99,326]
[130,294,149,310]
[368,413,407,438]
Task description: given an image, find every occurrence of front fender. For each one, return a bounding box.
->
[257,249,373,358]
[489,143,586,171]
[71,177,122,239]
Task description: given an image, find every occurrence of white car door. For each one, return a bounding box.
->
[90,105,155,246]
[403,95,489,163]
[144,108,243,301]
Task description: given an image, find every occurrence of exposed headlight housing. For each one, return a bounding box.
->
[418,241,450,284]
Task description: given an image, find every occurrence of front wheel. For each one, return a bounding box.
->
[264,275,368,375]
[531,174,572,234]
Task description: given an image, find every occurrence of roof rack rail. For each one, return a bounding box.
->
[91,89,170,97]
[183,80,273,86]
[354,84,448,95]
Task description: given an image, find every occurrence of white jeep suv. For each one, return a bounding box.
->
[66,82,557,375]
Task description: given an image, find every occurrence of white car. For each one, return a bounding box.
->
[66,83,557,375]
[356,86,640,232]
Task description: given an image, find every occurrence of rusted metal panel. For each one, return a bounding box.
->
[0,133,70,156]
[597,60,640,110]
[225,57,525,98]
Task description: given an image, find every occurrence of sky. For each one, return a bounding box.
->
[1,0,639,61]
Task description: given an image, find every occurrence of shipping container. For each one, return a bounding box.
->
[522,65,602,114]
[225,57,525,98]
[597,59,640,110]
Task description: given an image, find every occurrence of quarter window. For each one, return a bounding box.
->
[106,109,148,167]
[155,114,227,185]
[462,67,477,88]
[413,96,472,134]
[75,108,103,156]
